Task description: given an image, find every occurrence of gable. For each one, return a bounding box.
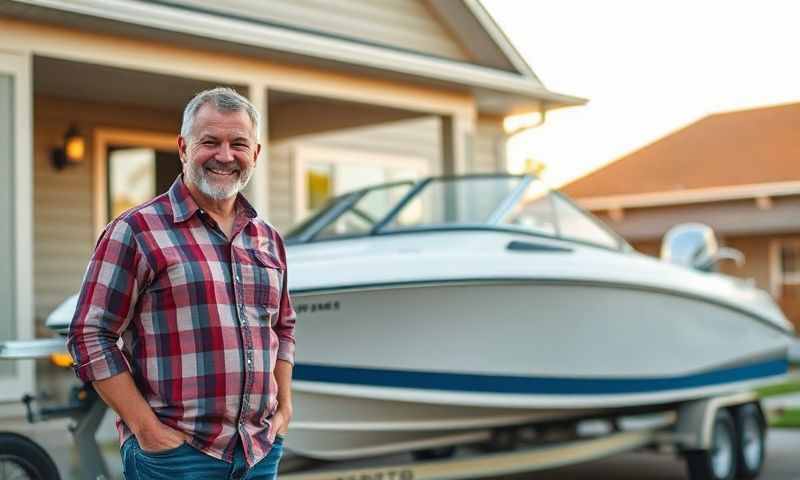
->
[161,0,478,64]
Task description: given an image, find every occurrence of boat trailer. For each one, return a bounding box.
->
[0,337,773,480]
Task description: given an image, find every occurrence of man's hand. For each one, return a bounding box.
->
[272,407,292,435]
[135,419,189,453]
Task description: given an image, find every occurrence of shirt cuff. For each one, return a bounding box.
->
[277,341,295,366]
[74,348,131,383]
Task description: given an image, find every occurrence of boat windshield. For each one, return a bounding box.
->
[286,175,623,249]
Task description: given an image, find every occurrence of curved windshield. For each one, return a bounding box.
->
[286,175,624,250]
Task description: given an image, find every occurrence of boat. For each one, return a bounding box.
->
[46,174,795,461]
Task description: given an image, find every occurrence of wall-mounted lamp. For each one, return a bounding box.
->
[51,125,86,170]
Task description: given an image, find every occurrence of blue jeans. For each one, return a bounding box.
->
[121,435,285,480]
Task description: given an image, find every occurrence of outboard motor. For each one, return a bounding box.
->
[661,223,743,272]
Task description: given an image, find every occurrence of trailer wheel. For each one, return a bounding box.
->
[686,409,737,480]
[733,403,766,479]
[0,432,61,480]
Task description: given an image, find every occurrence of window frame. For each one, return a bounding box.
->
[292,145,430,222]
[93,129,177,237]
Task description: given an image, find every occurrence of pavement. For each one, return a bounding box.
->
[1,389,799,480]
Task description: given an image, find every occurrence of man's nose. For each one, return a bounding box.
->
[215,143,235,162]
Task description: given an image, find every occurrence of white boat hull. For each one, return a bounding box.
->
[288,280,790,459]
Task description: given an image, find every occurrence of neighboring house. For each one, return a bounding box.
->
[561,102,800,332]
[0,1,583,399]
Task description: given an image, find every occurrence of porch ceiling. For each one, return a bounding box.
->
[34,56,234,112]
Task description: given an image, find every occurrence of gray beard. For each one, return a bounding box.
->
[185,162,254,200]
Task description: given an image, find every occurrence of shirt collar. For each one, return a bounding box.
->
[168,176,258,224]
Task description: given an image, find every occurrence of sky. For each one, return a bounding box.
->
[482,0,800,187]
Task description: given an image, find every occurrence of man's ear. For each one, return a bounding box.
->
[253,143,262,166]
[177,136,188,163]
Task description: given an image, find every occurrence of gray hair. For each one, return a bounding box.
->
[180,87,261,140]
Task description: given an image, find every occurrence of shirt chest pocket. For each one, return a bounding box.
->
[243,250,284,312]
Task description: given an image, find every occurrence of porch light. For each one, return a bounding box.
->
[51,125,86,170]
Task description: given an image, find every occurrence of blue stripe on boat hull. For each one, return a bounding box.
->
[294,359,788,395]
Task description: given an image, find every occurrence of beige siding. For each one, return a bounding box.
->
[269,117,441,232]
[473,116,505,173]
[267,143,295,232]
[169,0,471,61]
[33,96,179,323]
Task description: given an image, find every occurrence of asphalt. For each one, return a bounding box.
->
[1,387,798,480]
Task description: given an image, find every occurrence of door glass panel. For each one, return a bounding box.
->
[0,74,16,377]
[108,147,181,220]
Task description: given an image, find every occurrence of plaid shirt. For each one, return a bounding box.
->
[67,177,296,467]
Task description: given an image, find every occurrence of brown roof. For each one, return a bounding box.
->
[561,102,800,199]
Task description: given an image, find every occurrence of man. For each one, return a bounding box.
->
[67,87,296,479]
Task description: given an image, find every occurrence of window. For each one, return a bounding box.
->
[94,130,179,233]
[294,146,429,220]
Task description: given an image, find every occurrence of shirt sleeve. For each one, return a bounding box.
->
[274,234,296,365]
[67,218,149,383]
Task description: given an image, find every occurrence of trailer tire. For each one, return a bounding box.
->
[733,403,766,479]
[0,432,61,480]
[686,409,737,480]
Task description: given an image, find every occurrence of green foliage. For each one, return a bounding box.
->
[770,408,800,428]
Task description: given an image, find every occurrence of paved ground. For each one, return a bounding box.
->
[7,416,798,480]
[500,429,800,480]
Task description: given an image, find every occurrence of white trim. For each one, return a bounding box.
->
[0,18,476,119]
[292,145,430,221]
[579,181,800,211]
[0,50,34,400]
[467,0,538,79]
[245,84,269,218]
[92,128,178,237]
[12,0,584,107]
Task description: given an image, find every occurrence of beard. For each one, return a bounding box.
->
[184,159,254,200]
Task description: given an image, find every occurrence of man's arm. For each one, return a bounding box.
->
[93,372,187,451]
[272,233,296,436]
[272,359,293,435]
[68,219,184,452]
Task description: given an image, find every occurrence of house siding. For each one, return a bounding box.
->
[473,116,505,173]
[268,116,442,232]
[33,96,179,324]
[164,0,471,62]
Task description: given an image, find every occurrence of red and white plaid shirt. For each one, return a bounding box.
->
[67,177,296,467]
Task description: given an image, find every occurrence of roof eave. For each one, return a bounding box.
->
[13,0,584,111]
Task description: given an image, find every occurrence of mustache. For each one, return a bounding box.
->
[203,161,240,173]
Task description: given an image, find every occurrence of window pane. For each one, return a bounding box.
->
[781,244,800,275]
[108,148,156,219]
[551,195,618,248]
[335,163,386,194]
[386,177,520,229]
[306,163,333,212]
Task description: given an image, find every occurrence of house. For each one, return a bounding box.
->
[561,102,800,331]
[0,1,583,399]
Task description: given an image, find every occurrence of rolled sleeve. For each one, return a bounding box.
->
[274,237,296,365]
[67,219,148,383]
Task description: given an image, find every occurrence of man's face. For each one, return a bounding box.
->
[178,103,261,201]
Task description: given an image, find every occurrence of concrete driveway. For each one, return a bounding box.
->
[499,429,800,480]
[8,416,799,479]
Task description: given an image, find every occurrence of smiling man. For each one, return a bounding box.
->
[67,87,296,480]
